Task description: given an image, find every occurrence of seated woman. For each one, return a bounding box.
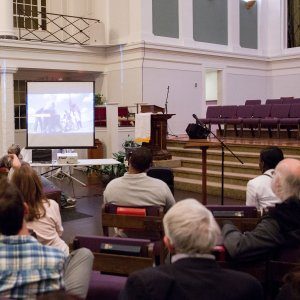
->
[11,163,93,299]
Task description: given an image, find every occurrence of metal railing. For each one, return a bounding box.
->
[16,9,101,45]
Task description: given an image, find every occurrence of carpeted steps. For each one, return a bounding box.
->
[167,139,300,201]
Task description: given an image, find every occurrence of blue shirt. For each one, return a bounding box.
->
[0,235,66,299]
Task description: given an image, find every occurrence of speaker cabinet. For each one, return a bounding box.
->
[186,123,209,139]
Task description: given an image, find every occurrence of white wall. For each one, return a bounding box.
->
[143,67,202,134]
[108,0,130,44]
[226,73,268,105]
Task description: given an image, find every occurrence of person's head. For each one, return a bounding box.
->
[0,179,26,235]
[271,158,300,201]
[7,144,21,158]
[259,147,284,173]
[0,155,12,169]
[163,199,221,255]
[11,163,46,221]
[128,147,153,173]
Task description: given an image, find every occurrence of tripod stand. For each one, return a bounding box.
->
[192,114,244,205]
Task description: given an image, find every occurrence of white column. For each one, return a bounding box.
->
[0,0,18,39]
[106,102,119,157]
[0,67,17,155]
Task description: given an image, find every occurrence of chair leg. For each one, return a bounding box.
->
[218,124,222,136]
[258,125,261,138]
[234,125,238,137]
[268,128,272,138]
[287,128,291,139]
[240,124,244,137]
[224,124,227,137]
[277,124,280,139]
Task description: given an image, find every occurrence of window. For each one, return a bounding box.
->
[193,0,228,45]
[287,0,300,48]
[13,0,47,30]
[14,80,27,130]
[152,0,179,38]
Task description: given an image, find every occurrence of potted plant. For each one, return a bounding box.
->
[94,93,105,106]
[122,135,141,160]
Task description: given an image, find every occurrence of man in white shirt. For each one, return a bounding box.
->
[103,147,175,211]
[246,146,284,211]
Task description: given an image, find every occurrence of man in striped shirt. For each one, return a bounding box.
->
[0,180,66,299]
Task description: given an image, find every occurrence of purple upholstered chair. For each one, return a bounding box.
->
[280,97,294,104]
[223,105,254,137]
[199,106,222,130]
[260,104,291,138]
[280,103,300,138]
[245,99,261,105]
[214,105,237,136]
[265,99,282,105]
[73,235,155,300]
[292,98,300,103]
[242,104,272,137]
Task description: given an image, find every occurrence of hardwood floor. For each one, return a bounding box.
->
[54,170,241,245]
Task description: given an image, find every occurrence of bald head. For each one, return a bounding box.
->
[272,158,300,201]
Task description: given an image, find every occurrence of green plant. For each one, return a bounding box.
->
[84,151,126,180]
[122,135,141,160]
[122,135,140,148]
[94,93,105,106]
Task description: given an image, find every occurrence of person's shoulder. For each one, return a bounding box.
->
[40,243,66,259]
[248,174,265,184]
[221,268,262,287]
[105,176,124,188]
[27,237,66,259]
[130,264,173,281]
[146,175,169,187]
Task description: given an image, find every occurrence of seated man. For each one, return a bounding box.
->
[7,144,76,209]
[246,146,284,211]
[223,158,300,262]
[0,180,65,298]
[103,147,175,211]
[119,199,263,300]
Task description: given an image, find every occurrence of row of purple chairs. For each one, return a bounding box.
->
[200,103,300,138]
[245,97,300,105]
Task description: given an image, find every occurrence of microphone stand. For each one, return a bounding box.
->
[164,86,169,115]
[164,86,178,138]
[193,115,244,205]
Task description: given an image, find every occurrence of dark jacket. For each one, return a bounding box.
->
[119,258,263,300]
[222,197,300,261]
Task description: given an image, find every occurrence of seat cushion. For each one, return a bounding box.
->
[87,271,127,300]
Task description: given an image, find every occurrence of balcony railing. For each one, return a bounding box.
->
[15,9,101,45]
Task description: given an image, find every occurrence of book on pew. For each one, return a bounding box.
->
[100,243,142,256]
[212,211,245,217]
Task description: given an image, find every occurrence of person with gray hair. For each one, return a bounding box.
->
[120,199,263,300]
[223,158,300,262]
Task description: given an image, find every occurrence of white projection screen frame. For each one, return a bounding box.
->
[26,81,95,148]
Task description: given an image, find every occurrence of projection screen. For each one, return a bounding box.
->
[26,81,95,148]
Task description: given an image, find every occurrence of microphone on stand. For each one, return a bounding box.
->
[192,114,204,127]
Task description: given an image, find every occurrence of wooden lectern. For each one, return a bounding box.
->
[140,105,175,160]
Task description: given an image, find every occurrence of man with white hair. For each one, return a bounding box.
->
[119,199,263,300]
[222,158,300,262]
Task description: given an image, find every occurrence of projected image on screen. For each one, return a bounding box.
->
[27,82,94,148]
